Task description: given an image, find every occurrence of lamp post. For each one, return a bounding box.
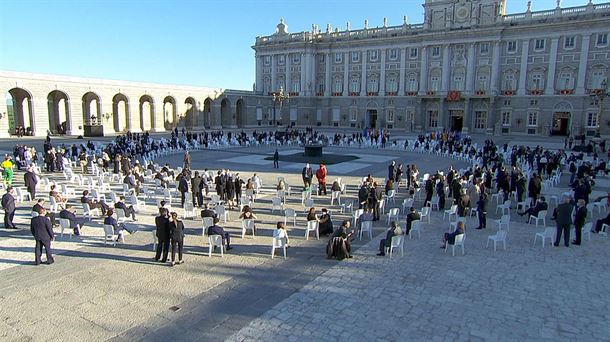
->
[271,86,289,126]
[590,79,609,136]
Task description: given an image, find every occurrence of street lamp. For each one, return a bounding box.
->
[271,86,289,126]
[590,79,609,136]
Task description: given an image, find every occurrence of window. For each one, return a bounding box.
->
[278,78,285,91]
[430,76,440,91]
[587,112,599,127]
[428,111,439,128]
[559,71,574,90]
[333,77,343,93]
[335,52,343,63]
[530,100,538,106]
[406,110,415,128]
[409,48,418,59]
[350,78,360,93]
[369,50,379,62]
[351,51,360,63]
[507,41,517,53]
[501,111,511,126]
[452,74,464,91]
[527,111,538,126]
[264,56,271,66]
[367,75,379,92]
[478,75,489,91]
[389,49,398,61]
[408,76,419,92]
[332,108,340,122]
[318,54,325,63]
[475,111,487,130]
[534,39,546,51]
[432,46,441,57]
[263,77,271,94]
[591,69,607,89]
[564,36,576,49]
[597,33,608,47]
[503,99,511,106]
[480,42,490,55]
[531,73,544,90]
[503,73,515,91]
[293,54,300,64]
[292,78,301,93]
[386,75,398,92]
[317,82,324,93]
[387,109,395,122]
[278,55,285,65]
[350,108,357,122]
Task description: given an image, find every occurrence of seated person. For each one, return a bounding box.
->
[356,207,374,233]
[238,205,257,220]
[318,208,333,236]
[32,199,56,225]
[326,220,353,260]
[115,196,137,221]
[594,211,610,233]
[377,221,402,256]
[207,217,232,250]
[59,204,87,235]
[273,221,290,247]
[80,190,109,215]
[519,196,548,221]
[276,180,286,191]
[306,207,318,222]
[443,221,465,247]
[330,181,341,192]
[332,220,354,253]
[158,200,171,210]
[103,209,134,240]
[200,203,216,219]
[405,207,420,235]
[154,172,168,188]
[48,185,67,207]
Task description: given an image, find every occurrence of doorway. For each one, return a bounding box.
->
[450,110,464,132]
[367,109,378,129]
[552,112,570,136]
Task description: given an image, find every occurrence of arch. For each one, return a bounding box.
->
[139,95,155,132]
[203,97,213,128]
[112,93,129,133]
[366,101,378,109]
[47,90,70,135]
[163,96,176,130]
[554,101,573,111]
[236,99,246,127]
[184,97,197,129]
[7,88,35,135]
[220,98,232,127]
[82,92,101,125]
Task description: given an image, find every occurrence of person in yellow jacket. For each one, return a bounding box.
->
[1,156,14,186]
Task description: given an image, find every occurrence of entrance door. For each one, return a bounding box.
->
[367,109,378,129]
[450,110,464,132]
[551,112,570,136]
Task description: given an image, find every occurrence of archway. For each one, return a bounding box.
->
[236,99,246,127]
[82,92,101,125]
[112,93,129,133]
[552,102,573,136]
[139,95,155,132]
[220,98,232,127]
[203,97,212,128]
[184,97,196,129]
[47,90,70,135]
[6,88,34,135]
[163,96,176,129]
[365,101,379,129]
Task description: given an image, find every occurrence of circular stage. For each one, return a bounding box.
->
[304,144,323,157]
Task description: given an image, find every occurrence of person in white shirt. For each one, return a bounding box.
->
[273,222,290,246]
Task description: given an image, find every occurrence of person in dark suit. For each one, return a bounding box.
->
[155,208,170,262]
[115,196,137,220]
[169,212,185,266]
[103,209,134,241]
[273,149,279,168]
[183,151,191,170]
[59,205,87,236]
[405,207,420,235]
[2,187,16,229]
[207,217,232,250]
[191,171,203,207]
[24,166,38,199]
[200,203,216,219]
[443,221,465,247]
[31,207,54,265]
[475,193,487,230]
[519,196,548,221]
[572,199,587,245]
[302,163,313,188]
[177,172,189,207]
[80,190,109,215]
[553,195,573,247]
[32,199,56,225]
[388,161,396,183]
[377,221,402,256]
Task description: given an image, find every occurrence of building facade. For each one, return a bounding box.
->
[253,0,610,136]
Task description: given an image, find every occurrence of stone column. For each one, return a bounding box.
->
[285,53,291,92]
[491,41,501,94]
[271,54,277,92]
[441,45,451,93]
[379,49,386,94]
[301,52,307,95]
[343,52,349,96]
[463,98,470,134]
[545,37,559,95]
[0,86,9,137]
[100,96,114,133]
[399,47,406,94]
[31,91,49,137]
[419,46,429,95]
[576,34,591,95]
[360,51,368,96]
[255,55,263,92]
[518,40,530,96]
[466,43,476,94]
[68,97,84,136]
[325,52,331,96]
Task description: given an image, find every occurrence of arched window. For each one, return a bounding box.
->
[529,70,545,90]
[386,74,398,93]
[407,74,419,92]
[350,76,360,93]
[333,76,343,93]
[367,74,379,93]
[558,69,574,90]
[503,70,516,91]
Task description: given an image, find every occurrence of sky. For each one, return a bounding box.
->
[0,0,592,91]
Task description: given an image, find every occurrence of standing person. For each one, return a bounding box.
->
[154,208,170,262]
[30,207,54,265]
[388,161,396,183]
[273,149,279,169]
[572,199,587,246]
[553,195,573,247]
[2,155,14,186]
[191,171,203,207]
[475,193,487,230]
[177,172,189,208]
[24,166,38,199]
[302,163,313,188]
[169,212,185,266]
[183,151,191,170]
[2,187,16,229]
[316,163,328,196]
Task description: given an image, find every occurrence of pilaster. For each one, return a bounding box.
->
[441,45,451,93]
[419,46,429,95]
[380,49,386,94]
[398,47,406,94]
[576,34,591,95]
[360,51,367,96]
[545,38,559,95]
[518,40,530,96]
[491,41,501,94]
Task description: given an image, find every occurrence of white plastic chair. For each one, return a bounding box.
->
[593,198,608,214]
[578,222,592,242]
[59,218,74,239]
[409,220,422,239]
[330,191,341,205]
[420,207,431,224]
[493,214,511,231]
[528,210,547,229]
[305,220,319,240]
[284,208,297,227]
[103,224,118,246]
[183,201,196,219]
[271,236,287,259]
[241,219,255,238]
[445,233,465,256]
[352,208,364,226]
[82,203,99,219]
[271,197,284,214]
[402,198,414,214]
[443,204,457,221]
[303,198,314,213]
[385,190,396,204]
[208,235,225,257]
[533,227,555,248]
[486,229,507,252]
[151,231,158,251]
[386,208,400,224]
[340,200,353,213]
[427,195,440,211]
[385,235,404,258]
[215,205,229,223]
[496,200,511,215]
[359,220,373,240]
[202,217,214,236]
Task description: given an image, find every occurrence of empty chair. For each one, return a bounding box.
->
[579,222,592,242]
[15,187,32,202]
[271,197,284,214]
[427,195,440,211]
[528,210,547,229]
[386,208,400,224]
[385,235,404,258]
[302,198,314,212]
[533,227,555,248]
[215,205,229,223]
[82,203,100,219]
[271,236,287,259]
[340,200,353,214]
[241,219,256,238]
[359,220,373,240]
[330,191,341,206]
[496,200,511,215]
[183,201,196,219]
[208,235,225,257]
[420,207,431,224]
[402,198,414,214]
[443,204,457,221]
[493,215,511,231]
[593,198,608,214]
[378,198,386,215]
[486,230,507,252]
[284,208,297,227]
[352,208,364,226]
[163,189,173,205]
[386,190,396,204]
[305,220,319,240]
[445,234,465,256]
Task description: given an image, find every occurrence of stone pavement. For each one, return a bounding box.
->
[0,137,609,341]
